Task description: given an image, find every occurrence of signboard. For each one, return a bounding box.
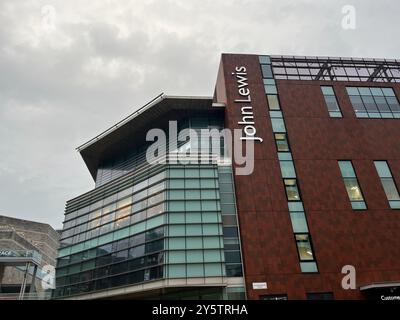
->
[0,250,14,257]
[252,282,268,290]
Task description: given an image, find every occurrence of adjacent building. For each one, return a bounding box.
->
[55,54,400,300]
[0,215,60,299]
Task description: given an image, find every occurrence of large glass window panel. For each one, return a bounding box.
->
[168,251,186,264]
[219,183,233,193]
[359,87,371,96]
[102,203,116,216]
[186,224,202,236]
[202,212,219,223]
[381,179,400,201]
[321,86,334,95]
[280,161,296,178]
[290,211,309,233]
[343,178,364,201]
[382,88,395,97]
[169,201,185,212]
[284,179,301,201]
[374,96,391,113]
[300,261,318,273]
[346,87,359,96]
[146,226,164,241]
[186,250,204,263]
[169,225,185,237]
[223,227,238,238]
[275,133,290,152]
[324,95,340,112]
[186,237,203,249]
[361,96,378,112]
[147,203,164,218]
[261,64,273,78]
[186,200,202,211]
[267,95,280,110]
[129,233,145,249]
[187,264,204,277]
[145,239,163,254]
[374,161,393,178]
[204,250,222,263]
[223,238,240,251]
[168,265,186,278]
[128,245,145,259]
[204,263,223,277]
[133,179,148,193]
[101,213,114,225]
[117,197,132,209]
[169,238,186,250]
[203,237,222,249]
[169,179,185,189]
[226,264,243,277]
[295,234,315,261]
[386,97,400,112]
[338,161,356,178]
[225,251,241,263]
[203,224,220,236]
[271,118,286,133]
[349,95,366,113]
[202,201,218,211]
[169,213,185,224]
[169,190,185,200]
[370,87,384,96]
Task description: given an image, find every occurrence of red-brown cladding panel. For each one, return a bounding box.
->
[216,54,400,300]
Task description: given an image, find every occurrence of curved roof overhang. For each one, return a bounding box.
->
[77,95,222,180]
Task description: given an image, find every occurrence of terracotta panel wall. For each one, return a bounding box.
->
[215,53,400,300]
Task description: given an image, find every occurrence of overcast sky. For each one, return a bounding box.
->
[1,0,399,229]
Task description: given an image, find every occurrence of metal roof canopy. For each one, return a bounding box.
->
[360,282,400,291]
[77,95,217,180]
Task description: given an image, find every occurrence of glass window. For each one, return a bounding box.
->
[295,234,315,261]
[168,265,186,278]
[374,161,400,208]
[290,211,309,233]
[321,86,342,117]
[204,263,223,277]
[145,239,163,254]
[267,94,281,110]
[187,264,204,277]
[226,264,243,277]
[129,245,145,259]
[280,161,296,178]
[343,178,364,201]
[275,133,290,152]
[186,237,203,249]
[271,118,286,133]
[381,179,400,201]
[284,179,301,201]
[225,251,241,263]
[339,161,366,209]
[261,64,273,78]
[203,237,222,249]
[346,86,400,118]
[223,227,238,238]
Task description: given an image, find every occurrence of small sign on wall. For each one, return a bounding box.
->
[252,282,268,290]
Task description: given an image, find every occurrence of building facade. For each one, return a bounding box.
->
[0,215,60,299]
[55,54,400,300]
